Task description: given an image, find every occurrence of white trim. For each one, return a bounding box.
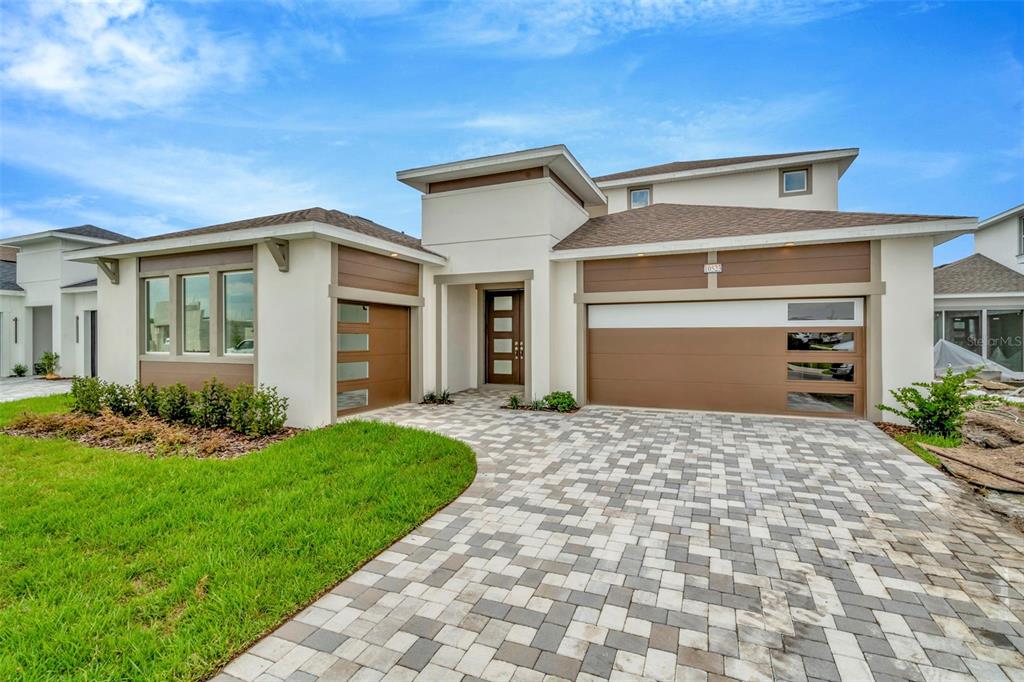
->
[61,286,98,294]
[0,230,123,247]
[595,149,860,189]
[551,218,978,261]
[977,203,1024,231]
[0,289,26,297]
[64,221,447,266]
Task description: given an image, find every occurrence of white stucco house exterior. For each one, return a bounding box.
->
[67,146,976,427]
[934,203,1024,374]
[0,226,133,378]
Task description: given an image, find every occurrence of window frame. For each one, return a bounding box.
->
[1018,216,1024,257]
[180,273,212,355]
[628,185,653,209]
[143,276,172,355]
[779,166,812,196]
[222,270,255,357]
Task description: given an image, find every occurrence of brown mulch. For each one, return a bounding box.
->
[4,411,298,459]
[875,421,912,439]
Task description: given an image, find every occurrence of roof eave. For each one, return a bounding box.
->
[550,217,977,261]
[66,221,446,266]
[594,148,861,189]
[396,144,607,206]
[977,203,1024,231]
[0,230,122,247]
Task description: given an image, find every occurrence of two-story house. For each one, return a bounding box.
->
[68,146,975,426]
[0,225,133,377]
[934,204,1024,376]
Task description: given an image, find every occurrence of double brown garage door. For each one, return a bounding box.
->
[337,301,410,415]
[587,300,865,417]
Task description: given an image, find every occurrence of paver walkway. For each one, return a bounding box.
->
[0,376,72,402]
[217,388,1024,682]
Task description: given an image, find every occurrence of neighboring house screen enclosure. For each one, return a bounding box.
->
[934,309,1024,372]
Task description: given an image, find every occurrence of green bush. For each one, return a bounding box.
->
[134,382,160,416]
[190,378,231,429]
[11,363,26,377]
[228,384,255,434]
[530,399,545,411]
[39,352,59,376]
[543,391,578,413]
[878,367,989,437]
[505,394,521,410]
[158,383,192,423]
[247,385,288,437]
[104,382,139,417]
[69,377,104,416]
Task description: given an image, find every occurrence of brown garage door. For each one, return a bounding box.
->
[336,301,410,415]
[587,301,865,417]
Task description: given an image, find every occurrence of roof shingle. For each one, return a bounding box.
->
[57,225,133,243]
[934,254,1024,295]
[130,207,429,253]
[592,149,855,183]
[554,203,968,251]
[0,261,22,292]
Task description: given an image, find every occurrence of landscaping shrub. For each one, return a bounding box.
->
[505,394,521,410]
[878,367,989,437]
[530,399,546,411]
[134,382,161,417]
[190,378,231,429]
[228,384,255,434]
[543,391,578,413]
[157,383,192,423]
[38,352,60,376]
[104,382,140,417]
[422,390,454,405]
[11,363,26,377]
[247,385,289,437]
[69,377,104,416]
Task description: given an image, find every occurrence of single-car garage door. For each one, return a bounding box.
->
[336,300,410,415]
[587,298,865,417]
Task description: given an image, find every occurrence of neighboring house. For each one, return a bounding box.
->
[0,225,133,377]
[68,146,975,427]
[934,204,1024,374]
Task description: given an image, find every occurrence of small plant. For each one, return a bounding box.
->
[38,351,59,377]
[505,394,521,410]
[228,384,255,434]
[247,385,288,437]
[69,377,105,416]
[543,391,578,413]
[422,389,454,405]
[190,378,231,429]
[422,391,437,404]
[11,363,26,377]
[134,382,161,416]
[878,367,989,437]
[104,381,140,417]
[530,399,546,411]
[158,383,192,423]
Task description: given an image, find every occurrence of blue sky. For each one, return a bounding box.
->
[0,1,1020,265]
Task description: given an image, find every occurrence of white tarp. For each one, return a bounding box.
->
[934,339,1023,380]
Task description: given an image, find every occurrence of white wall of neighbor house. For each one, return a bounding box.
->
[879,236,935,412]
[420,177,589,400]
[602,162,841,214]
[974,215,1024,274]
[257,238,333,429]
[97,257,138,385]
[0,294,26,376]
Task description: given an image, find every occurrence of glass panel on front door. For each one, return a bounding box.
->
[494,317,512,332]
[493,360,512,375]
[494,338,512,353]
[493,296,512,311]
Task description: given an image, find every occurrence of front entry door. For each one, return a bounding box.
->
[486,291,524,384]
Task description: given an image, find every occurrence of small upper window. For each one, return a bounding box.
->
[1018,216,1024,256]
[629,187,651,209]
[781,168,810,195]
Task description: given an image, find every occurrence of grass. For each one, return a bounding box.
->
[891,430,961,467]
[0,395,476,681]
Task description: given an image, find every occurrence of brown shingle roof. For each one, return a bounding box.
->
[592,149,854,183]
[554,203,968,251]
[934,254,1024,295]
[131,207,429,253]
[58,224,133,243]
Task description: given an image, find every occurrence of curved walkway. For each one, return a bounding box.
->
[217,389,1024,682]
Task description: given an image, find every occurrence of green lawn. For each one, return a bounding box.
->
[891,430,961,467]
[0,395,476,681]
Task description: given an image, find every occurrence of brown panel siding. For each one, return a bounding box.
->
[139,246,254,273]
[427,167,544,194]
[338,246,419,296]
[139,361,253,390]
[717,242,870,288]
[588,326,863,417]
[583,253,708,293]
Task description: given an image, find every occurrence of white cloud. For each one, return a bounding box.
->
[460,109,608,136]
[0,0,251,117]
[427,0,861,57]
[1,123,344,233]
[860,150,964,180]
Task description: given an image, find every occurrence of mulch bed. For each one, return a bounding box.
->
[4,411,298,459]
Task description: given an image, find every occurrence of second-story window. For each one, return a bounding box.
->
[1018,216,1024,256]
[781,167,810,195]
[629,186,651,209]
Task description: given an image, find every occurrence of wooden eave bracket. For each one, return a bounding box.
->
[266,238,289,272]
[97,257,119,284]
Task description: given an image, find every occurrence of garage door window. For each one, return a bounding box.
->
[337,389,368,410]
[338,361,369,381]
[787,301,855,321]
[338,333,368,352]
[787,392,855,414]
[787,362,854,382]
[787,331,855,352]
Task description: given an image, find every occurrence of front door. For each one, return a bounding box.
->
[486,291,524,384]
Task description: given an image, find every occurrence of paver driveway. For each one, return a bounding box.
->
[218,389,1024,682]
